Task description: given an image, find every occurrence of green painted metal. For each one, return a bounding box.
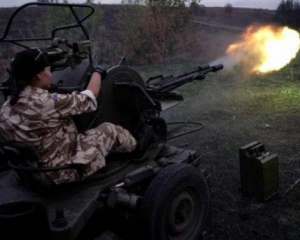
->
[239,141,279,201]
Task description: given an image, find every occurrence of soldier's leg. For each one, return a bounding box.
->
[73,123,136,178]
[92,122,137,153]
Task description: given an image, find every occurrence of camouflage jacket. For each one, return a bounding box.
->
[0,86,98,184]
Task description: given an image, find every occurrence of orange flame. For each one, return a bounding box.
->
[226,25,300,74]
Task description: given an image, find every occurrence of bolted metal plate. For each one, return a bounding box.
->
[239,141,279,201]
[91,65,145,130]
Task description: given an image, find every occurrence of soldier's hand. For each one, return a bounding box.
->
[93,67,107,81]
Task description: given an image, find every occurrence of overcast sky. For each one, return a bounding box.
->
[0,0,280,9]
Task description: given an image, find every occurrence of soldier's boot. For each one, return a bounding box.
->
[94,231,123,240]
[157,144,178,158]
[131,122,159,158]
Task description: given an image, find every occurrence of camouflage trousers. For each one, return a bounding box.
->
[78,122,137,176]
[42,122,137,185]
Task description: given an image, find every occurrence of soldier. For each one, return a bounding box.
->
[0,48,138,185]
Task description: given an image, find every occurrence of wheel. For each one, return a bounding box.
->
[94,231,123,240]
[139,163,209,240]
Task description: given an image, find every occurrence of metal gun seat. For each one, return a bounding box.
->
[0,141,84,187]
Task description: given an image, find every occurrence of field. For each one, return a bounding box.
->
[134,7,300,238]
[137,59,300,239]
[1,4,300,240]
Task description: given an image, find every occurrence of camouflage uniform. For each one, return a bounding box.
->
[0,86,137,184]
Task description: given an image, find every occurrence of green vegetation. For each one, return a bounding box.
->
[136,53,300,123]
[33,0,206,65]
[35,3,103,52]
[190,1,205,15]
[230,58,300,113]
[224,3,233,14]
[117,0,195,64]
[275,0,300,29]
[1,3,300,238]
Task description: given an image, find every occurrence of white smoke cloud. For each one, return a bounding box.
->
[210,55,239,71]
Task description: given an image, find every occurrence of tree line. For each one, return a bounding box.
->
[34,0,205,65]
[0,0,206,79]
[274,0,300,29]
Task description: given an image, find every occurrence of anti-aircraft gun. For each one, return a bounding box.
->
[94,62,223,143]
[0,2,223,240]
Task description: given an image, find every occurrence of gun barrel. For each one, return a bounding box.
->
[147,64,223,92]
[212,64,223,72]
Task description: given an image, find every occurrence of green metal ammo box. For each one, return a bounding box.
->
[239,141,279,201]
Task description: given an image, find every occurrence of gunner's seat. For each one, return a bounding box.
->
[0,141,85,187]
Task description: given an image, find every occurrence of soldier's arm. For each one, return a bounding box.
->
[41,90,97,119]
[41,70,103,118]
[86,72,101,98]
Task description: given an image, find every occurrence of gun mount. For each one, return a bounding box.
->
[0,2,223,240]
[92,61,223,140]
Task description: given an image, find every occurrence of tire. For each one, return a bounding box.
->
[139,163,209,240]
[94,231,123,240]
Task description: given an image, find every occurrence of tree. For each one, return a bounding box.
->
[85,0,95,4]
[147,0,186,8]
[275,0,300,29]
[117,0,194,64]
[190,1,205,16]
[224,3,233,14]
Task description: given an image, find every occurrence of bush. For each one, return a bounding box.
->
[190,1,205,16]
[274,0,300,29]
[117,0,192,64]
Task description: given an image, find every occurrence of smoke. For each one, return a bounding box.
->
[210,25,300,74]
[210,55,240,71]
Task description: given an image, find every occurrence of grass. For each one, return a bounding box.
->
[1,56,300,239]
[158,60,300,240]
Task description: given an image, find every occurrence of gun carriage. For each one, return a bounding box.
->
[0,3,223,240]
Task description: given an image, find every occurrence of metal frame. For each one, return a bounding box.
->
[0,2,94,49]
[167,121,205,140]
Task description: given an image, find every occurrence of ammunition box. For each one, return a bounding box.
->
[239,141,279,201]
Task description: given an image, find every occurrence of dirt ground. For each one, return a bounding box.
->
[160,66,300,240]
